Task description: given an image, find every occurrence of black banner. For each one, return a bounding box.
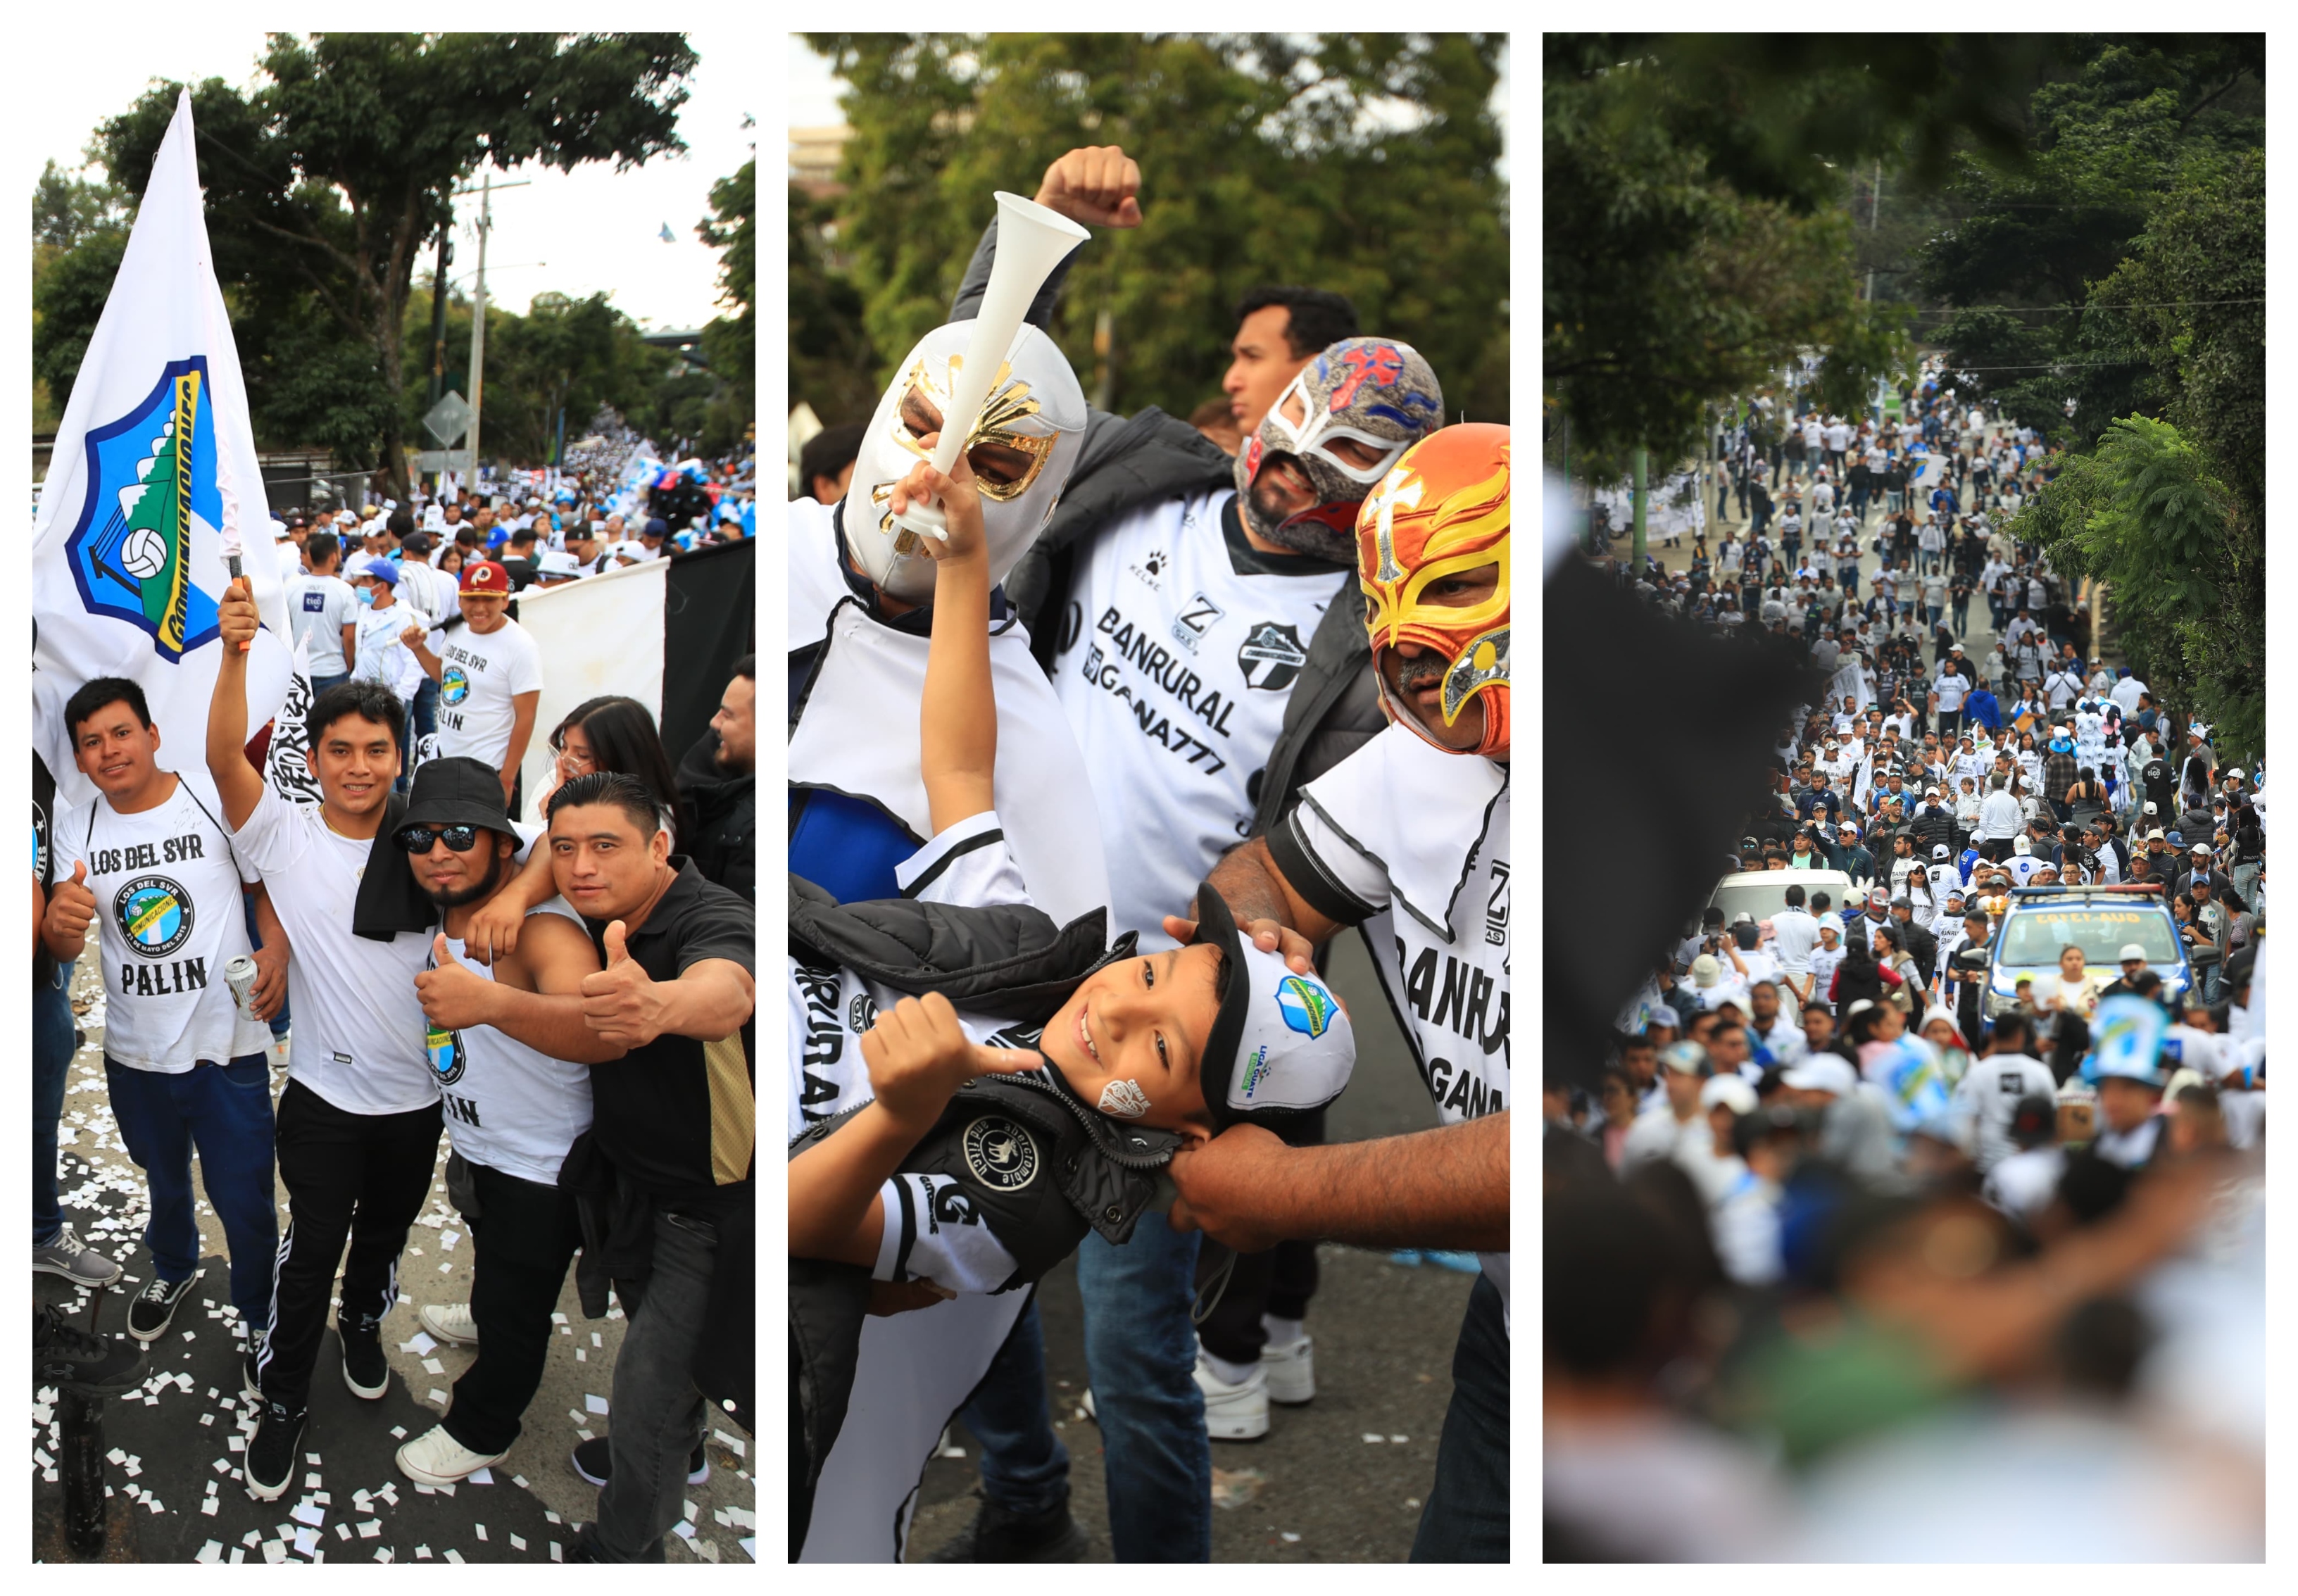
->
[661,539,755,761]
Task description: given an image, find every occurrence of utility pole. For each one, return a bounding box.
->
[1865,160,1881,303]
[1631,445,1648,571]
[465,170,492,495]
[425,225,453,496]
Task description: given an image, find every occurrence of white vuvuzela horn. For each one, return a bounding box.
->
[892,191,1090,541]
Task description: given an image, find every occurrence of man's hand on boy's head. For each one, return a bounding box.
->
[862,991,1041,1129]
[1160,912,1316,976]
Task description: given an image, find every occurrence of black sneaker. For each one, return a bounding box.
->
[339,1324,389,1400]
[927,1491,1089,1562]
[125,1275,196,1343]
[569,1433,709,1488]
[33,1307,145,1397]
[244,1400,308,1502]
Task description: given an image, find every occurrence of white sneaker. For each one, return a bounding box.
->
[1262,1333,1315,1405]
[1193,1350,1269,1441]
[268,1031,291,1072]
[396,1423,507,1486]
[420,1302,478,1346]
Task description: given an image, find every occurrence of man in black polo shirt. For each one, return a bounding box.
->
[544,772,755,1564]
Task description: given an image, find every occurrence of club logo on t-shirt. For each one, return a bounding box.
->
[1276,974,1336,1038]
[962,1116,1039,1191]
[847,993,878,1034]
[113,876,194,957]
[1238,622,1308,691]
[441,665,472,706]
[426,1021,467,1086]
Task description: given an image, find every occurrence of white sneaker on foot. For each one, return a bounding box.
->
[396,1423,508,1486]
[1262,1333,1315,1405]
[420,1302,478,1346]
[1193,1350,1269,1440]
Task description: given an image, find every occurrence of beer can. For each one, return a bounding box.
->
[225,955,260,1013]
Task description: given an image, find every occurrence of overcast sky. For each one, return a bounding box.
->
[786,33,1510,180]
[25,28,750,331]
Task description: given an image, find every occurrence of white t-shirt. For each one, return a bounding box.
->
[1770,908,1821,974]
[289,573,358,677]
[230,784,439,1114]
[786,812,1045,1295]
[352,600,437,703]
[1809,943,1846,1004]
[433,617,545,767]
[1276,723,1510,1319]
[53,774,272,1072]
[1953,1052,2060,1172]
[430,900,596,1185]
[1049,489,1348,950]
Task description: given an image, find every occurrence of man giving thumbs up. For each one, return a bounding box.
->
[544,769,754,1563]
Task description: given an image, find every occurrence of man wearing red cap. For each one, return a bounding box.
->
[405,559,544,812]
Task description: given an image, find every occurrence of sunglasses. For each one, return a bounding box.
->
[395,824,482,854]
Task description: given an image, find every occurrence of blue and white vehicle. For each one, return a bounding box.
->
[1984,884,2192,1018]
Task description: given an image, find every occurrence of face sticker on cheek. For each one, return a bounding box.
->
[1098,1079,1152,1120]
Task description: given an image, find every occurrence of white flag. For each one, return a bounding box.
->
[32,87,294,809]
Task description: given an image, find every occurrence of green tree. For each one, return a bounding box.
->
[789,182,880,426]
[2016,416,2259,762]
[695,158,755,455]
[65,32,696,496]
[804,33,1508,428]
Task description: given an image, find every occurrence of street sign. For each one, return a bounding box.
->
[414,450,474,473]
[423,390,473,446]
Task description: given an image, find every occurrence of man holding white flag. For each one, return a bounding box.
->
[32,87,296,807]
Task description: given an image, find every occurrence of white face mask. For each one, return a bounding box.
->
[845,320,1086,604]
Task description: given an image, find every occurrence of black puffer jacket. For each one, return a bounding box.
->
[953,218,1388,834]
[788,879,1179,1557]
[678,729,755,903]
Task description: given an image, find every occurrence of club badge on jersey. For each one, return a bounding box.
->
[1236,338,1443,543]
[846,320,1087,604]
[1356,424,1511,758]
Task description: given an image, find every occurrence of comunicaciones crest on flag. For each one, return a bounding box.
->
[62,356,223,662]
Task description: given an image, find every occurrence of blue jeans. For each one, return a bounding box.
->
[1409,1273,1510,1562]
[960,1300,1072,1518]
[1076,1219,1210,1561]
[103,1053,279,1323]
[33,959,76,1245]
[308,672,351,699]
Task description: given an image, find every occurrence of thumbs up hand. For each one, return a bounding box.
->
[45,859,97,950]
[413,929,496,1031]
[581,919,664,1047]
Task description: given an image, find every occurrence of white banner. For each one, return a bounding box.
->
[505,558,669,824]
[32,87,291,808]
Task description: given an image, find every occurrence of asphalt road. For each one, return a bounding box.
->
[901,929,1484,1564]
[33,944,756,1564]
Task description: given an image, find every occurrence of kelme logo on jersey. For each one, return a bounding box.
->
[962,1116,1039,1191]
[114,875,194,958]
[440,665,472,706]
[1238,621,1308,691]
[1276,974,1336,1038]
[426,1022,467,1086]
[60,358,224,662]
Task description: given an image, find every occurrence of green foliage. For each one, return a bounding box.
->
[694,158,756,455]
[800,33,1508,429]
[39,32,698,494]
[788,183,881,426]
[2014,416,2259,762]
[1542,37,2038,467]
[33,161,128,251]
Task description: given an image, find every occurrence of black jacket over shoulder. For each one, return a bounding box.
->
[787,877,1181,1554]
[952,216,1387,834]
[677,727,755,903]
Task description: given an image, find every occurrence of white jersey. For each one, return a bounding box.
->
[1952,1052,2060,1172]
[431,900,596,1185]
[1274,723,1510,1320]
[230,784,438,1115]
[288,573,358,677]
[1049,489,1348,949]
[786,497,1110,931]
[53,773,271,1072]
